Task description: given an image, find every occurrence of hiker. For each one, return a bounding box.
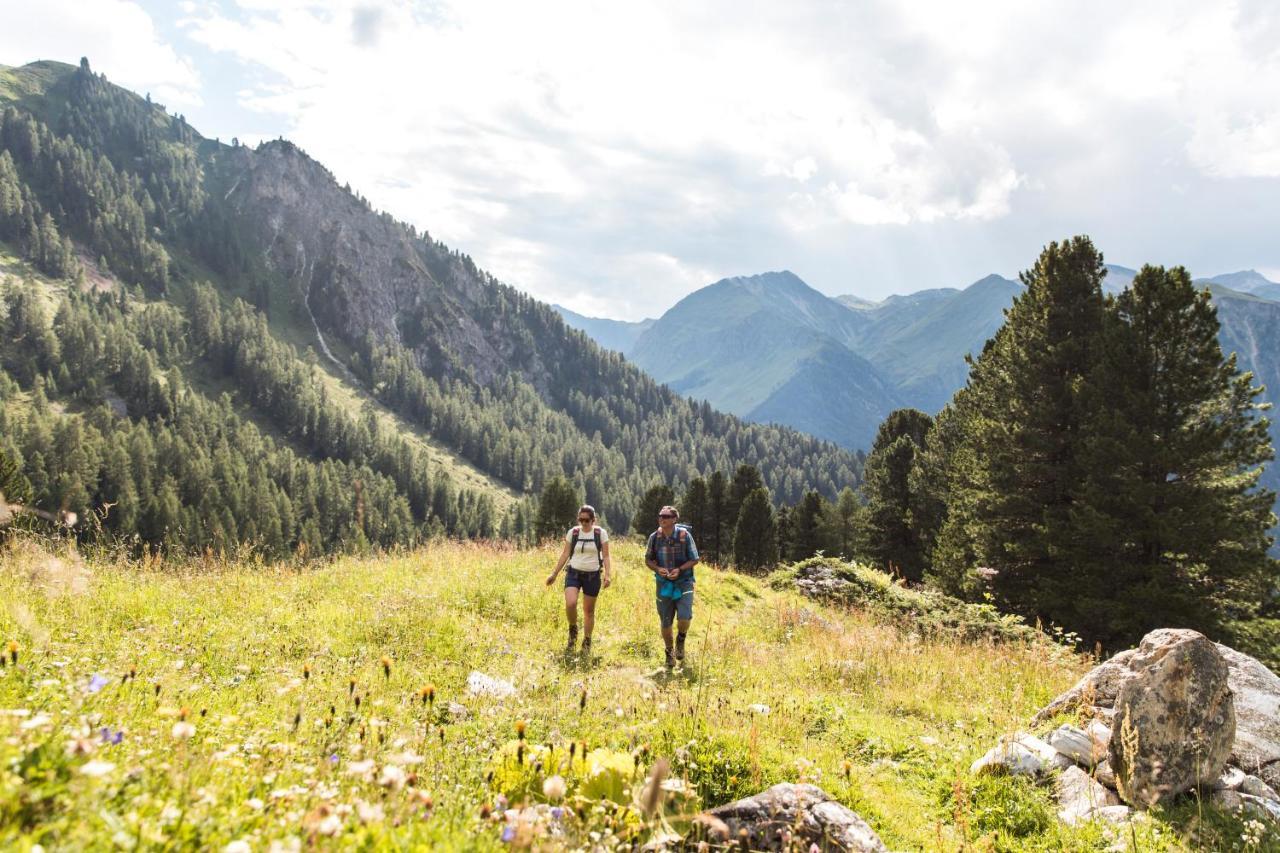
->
[545,504,612,655]
[645,505,699,668]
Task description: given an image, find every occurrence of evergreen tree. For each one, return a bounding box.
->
[860,409,933,581]
[680,476,709,538]
[821,487,861,559]
[1067,265,1277,645]
[725,463,765,552]
[733,487,777,572]
[632,483,675,536]
[789,490,829,561]
[932,236,1107,618]
[706,470,729,564]
[534,475,578,541]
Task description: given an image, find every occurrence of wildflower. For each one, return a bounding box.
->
[154,683,162,697]
[246,797,265,810]
[172,721,196,740]
[356,800,385,823]
[579,689,587,712]
[129,665,137,680]
[316,814,342,836]
[480,804,492,820]
[515,720,526,740]
[415,790,433,809]
[354,695,361,710]
[420,685,435,706]
[349,677,357,696]
[842,759,852,780]
[381,656,392,679]
[80,760,116,777]
[379,765,407,790]
[542,775,566,801]
[7,641,18,666]
[65,737,95,756]
[346,759,376,781]
[303,664,311,681]
[20,713,52,731]
[178,706,191,721]
[224,841,252,853]
[86,674,109,694]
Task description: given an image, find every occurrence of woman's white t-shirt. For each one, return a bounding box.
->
[566,526,609,572]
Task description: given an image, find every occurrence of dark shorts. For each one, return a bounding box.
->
[655,580,695,626]
[564,568,602,597]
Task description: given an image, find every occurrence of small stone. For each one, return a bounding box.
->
[465,671,515,699]
[1214,766,1247,790]
[971,741,1043,777]
[699,783,886,852]
[447,702,469,721]
[1057,766,1122,825]
[1048,725,1102,767]
[1239,774,1280,804]
[1094,760,1116,788]
[1014,733,1073,771]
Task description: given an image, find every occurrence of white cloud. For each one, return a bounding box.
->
[0,0,201,106]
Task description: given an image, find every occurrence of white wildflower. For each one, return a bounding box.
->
[20,713,52,730]
[542,775,566,801]
[748,703,770,715]
[171,721,196,740]
[223,841,251,853]
[379,765,407,790]
[346,759,376,781]
[315,814,342,836]
[80,760,116,778]
[246,797,265,811]
[355,800,385,823]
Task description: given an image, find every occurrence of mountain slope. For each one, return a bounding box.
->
[627,272,900,449]
[1209,270,1280,302]
[552,305,653,353]
[0,58,863,550]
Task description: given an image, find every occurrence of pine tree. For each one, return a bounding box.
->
[931,236,1107,618]
[534,475,579,541]
[706,470,729,563]
[680,476,709,539]
[733,487,777,572]
[860,409,933,581]
[632,483,675,536]
[822,487,861,559]
[725,463,764,553]
[789,490,828,561]
[1067,265,1277,646]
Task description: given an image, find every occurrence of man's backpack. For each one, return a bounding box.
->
[569,526,604,570]
[648,523,693,565]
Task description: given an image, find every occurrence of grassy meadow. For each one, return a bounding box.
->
[0,538,1275,851]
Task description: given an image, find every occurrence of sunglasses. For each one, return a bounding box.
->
[577,517,592,522]
[658,514,676,519]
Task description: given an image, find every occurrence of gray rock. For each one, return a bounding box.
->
[1057,766,1122,825]
[1089,804,1140,825]
[1214,766,1246,790]
[971,741,1044,777]
[447,701,469,721]
[1015,733,1074,771]
[1035,637,1280,794]
[1239,774,1280,803]
[1048,725,1105,767]
[1215,643,1280,791]
[1109,630,1235,808]
[465,671,516,698]
[1094,759,1117,788]
[1214,788,1280,822]
[699,783,887,852]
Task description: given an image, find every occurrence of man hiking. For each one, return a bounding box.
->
[546,504,612,657]
[645,505,699,668]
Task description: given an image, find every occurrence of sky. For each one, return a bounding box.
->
[3,0,1280,319]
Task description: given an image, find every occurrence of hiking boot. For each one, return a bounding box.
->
[580,637,592,658]
[675,634,686,662]
[664,648,675,669]
[566,627,578,653]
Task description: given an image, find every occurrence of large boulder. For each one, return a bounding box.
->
[1033,633,1280,795]
[698,783,887,852]
[1215,643,1280,790]
[1108,630,1235,808]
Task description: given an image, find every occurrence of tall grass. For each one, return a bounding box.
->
[0,539,1268,850]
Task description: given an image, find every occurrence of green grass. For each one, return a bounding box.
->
[2,539,1270,850]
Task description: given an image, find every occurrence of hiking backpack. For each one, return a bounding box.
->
[569,526,605,569]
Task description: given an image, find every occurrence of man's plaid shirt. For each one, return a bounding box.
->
[645,527,699,579]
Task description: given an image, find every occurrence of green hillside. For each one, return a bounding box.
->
[0,58,864,554]
[3,540,1264,850]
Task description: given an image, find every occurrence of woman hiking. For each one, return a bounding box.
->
[545,505,612,656]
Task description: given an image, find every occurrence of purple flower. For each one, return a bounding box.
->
[87,674,109,694]
[501,825,515,843]
[550,807,563,820]
[329,753,339,764]
[99,727,123,745]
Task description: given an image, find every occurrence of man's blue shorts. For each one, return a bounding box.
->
[564,569,602,597]
[655,580,695,626]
